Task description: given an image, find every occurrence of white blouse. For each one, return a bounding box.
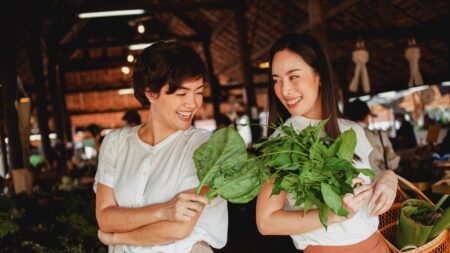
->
[274,116,379,250]
[94,126,228,253]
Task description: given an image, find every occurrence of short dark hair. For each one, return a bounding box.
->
[85,124,101,138]
[267,33,341,138]
[132,41,207,107]
[346,99,371,122]
[122,110,141,125]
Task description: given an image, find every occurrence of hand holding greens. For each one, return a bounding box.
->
[254,119,375,228]
[194,127,268,203]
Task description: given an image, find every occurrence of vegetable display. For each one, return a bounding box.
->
[254,119,375,228]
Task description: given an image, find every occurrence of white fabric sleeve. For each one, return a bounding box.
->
[175,130,228,250]
[93,131,117,192]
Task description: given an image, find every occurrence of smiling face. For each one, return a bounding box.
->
[146,78,204,132]
[271,49,322,119]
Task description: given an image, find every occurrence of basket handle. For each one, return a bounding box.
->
[397,175,434,205]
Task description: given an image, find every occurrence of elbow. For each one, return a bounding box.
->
[256,216,272,236]
[96,211,116,233]
[97,218,114,233]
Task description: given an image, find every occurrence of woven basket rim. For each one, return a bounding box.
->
[379,222,449,252]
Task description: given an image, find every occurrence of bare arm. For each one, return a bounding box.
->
[98,187,209,246]
[96,184,208,233]
[256,178,372,235]
[96,183,166,233]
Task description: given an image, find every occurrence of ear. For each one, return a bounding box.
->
[315,74,321,86]
[144,89,159,104]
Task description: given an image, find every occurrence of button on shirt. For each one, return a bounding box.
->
[94,126,228,253]
[273,116,379,250]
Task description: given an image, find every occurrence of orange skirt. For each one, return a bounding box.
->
[304,232,389,253]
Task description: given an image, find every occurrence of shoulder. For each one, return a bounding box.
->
[103,126,136,143]
[181,127,212,145]
[337,118,365,137]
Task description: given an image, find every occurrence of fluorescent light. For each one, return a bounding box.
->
[408,85,429,93]
[442,81,450,86]
[377,91,397,99]
[129,43,154,50]
[348,95,371,102]
[118,88,134,95]
[78,9,145,19]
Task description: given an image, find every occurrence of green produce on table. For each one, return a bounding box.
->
[395,194,450,251]
[194,127,269,203]
[254,118,375,228]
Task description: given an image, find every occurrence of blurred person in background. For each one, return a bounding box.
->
[346,100,400,175]
[121,109,141,127]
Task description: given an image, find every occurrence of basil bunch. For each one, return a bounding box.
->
[254,119,375,228]
[194,127,268,203]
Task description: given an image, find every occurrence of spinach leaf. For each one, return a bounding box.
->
[194,127,268,203]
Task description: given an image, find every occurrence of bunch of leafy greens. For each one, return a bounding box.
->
[254,119,375,228]
[194,127,268,203]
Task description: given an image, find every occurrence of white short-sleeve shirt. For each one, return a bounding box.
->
[94,126,228,253]
[274,115,379,250]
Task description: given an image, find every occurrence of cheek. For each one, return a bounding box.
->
[195,96,203,107]
[273,84,284,101]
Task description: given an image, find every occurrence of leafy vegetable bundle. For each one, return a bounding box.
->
[254,119,375,228]
[194,127,268,203]
[395,195,450,250]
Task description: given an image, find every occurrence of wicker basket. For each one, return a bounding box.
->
[378,175,450,253]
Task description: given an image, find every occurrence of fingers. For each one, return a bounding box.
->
[342,186,373,215]
[370,196,387,216]
[179,193,209,205]
[353,184,372,195]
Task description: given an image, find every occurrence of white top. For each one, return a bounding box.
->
[94,126,228,253]
[275,116,379,250]
[358,124,400,174]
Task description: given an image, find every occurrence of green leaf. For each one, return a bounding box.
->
[321,182,342,214]
[318,205,329,230]
[303,199,313,215]
[194,127,265,203]
[336,129,356,161]
[355,168,375,178]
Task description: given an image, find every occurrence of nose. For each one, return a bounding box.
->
[184,93,198,109]
[281,80,293,97]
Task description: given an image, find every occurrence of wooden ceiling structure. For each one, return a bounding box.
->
[1,0,450,170]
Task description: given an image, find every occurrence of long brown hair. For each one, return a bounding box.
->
[267,34,341,138]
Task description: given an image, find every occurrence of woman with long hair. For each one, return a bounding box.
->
[256,34,397,253]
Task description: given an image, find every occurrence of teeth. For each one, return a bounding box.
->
[177,112,192,118]
[286,97,302,105]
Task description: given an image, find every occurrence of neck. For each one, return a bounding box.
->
[138,109,178,146]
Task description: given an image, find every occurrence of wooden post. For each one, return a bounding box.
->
[28,19,54,167]
[308,0,328,49]
[0,90,9,175]
[47,38,67,171]
[57,65,73,143]
[0,26,24,171]
[234,0,260,141]
[202,38,221,121]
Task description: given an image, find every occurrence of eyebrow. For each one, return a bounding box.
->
[178,84,205,91]
[272,68,302,77]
